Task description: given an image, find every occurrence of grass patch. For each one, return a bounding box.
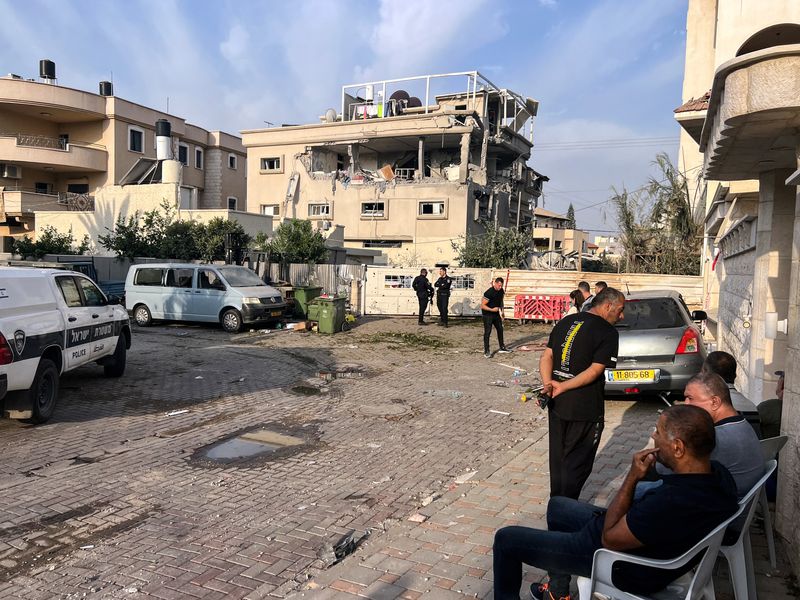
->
[359,331,452,350]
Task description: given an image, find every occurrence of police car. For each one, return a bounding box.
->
[0,267,131,424]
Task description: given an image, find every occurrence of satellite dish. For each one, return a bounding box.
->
[407,97,422,108]
[389,90,410,102]
[324,108,337,123]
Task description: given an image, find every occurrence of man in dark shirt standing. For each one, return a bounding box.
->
[434,267,453,327]
[411,268,433,325]
[481,277,511,358]
[493,404,738,600]
[540,287,625,499]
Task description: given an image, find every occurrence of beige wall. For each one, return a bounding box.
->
[32,183,270,256]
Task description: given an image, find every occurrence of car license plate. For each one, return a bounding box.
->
[271,310,283,317]
[605,369,658,383]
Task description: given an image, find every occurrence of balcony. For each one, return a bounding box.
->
[0,189,95,218]
[0,133,107,172]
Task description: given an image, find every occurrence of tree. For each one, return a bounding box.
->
[194,217,251,263]
[451,221,533,268]
[13,226,90,259]
[611,153,701,275]
[160,221,200,260]
[267,219,328,264]
[566,203,576,229]
[98,214,148,261]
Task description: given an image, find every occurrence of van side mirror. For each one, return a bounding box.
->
[691,310,707,321]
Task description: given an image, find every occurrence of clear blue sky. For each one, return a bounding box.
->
[0,0,690,237]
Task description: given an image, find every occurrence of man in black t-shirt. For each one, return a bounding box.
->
[540,287,625,499]
[493,404,738,600]
[481,277,511,358]
[411,268,433,325]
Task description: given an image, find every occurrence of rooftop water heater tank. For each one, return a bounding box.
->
[39,59,56,80]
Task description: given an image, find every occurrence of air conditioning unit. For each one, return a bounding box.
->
[2,164,21,179]
[321,221,331,231]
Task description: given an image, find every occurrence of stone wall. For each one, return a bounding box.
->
[202,148,223,208]
[714,247,756,394]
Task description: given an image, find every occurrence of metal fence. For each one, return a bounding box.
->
[268,263,366,296]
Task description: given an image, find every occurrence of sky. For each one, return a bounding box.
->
[0,0,690,238]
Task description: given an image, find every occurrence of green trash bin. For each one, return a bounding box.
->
[294,286,322,318]
[306,299,321,322]
[315,296,347,334]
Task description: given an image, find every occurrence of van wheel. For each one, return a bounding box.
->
[134,304,152,327]
[104,335,127,377]
[27,359,60,424]
[221,309,242,333]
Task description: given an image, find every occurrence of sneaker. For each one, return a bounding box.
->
[497,347,512,354]
[484,352,492,359]
[530,581,571,600]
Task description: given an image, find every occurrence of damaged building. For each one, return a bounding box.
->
[242,71,547,264]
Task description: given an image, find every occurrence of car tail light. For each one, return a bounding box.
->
[624,387,640,394]
[676,327,701,354]
[0,333,12,365]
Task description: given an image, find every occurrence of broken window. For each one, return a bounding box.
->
[178,144,189,166]
[361,202,385,218]
[364,240,402,248]
[308,203,331,217]
[195,147,204,169]
[261,156,282,172]
[260,204,279,216]
[451,275,475,290]
[227,197,238,210]
[418,201,446,217]
[383,275,413,289]
[228,153,237,169]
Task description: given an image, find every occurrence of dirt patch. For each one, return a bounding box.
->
[358,332,452,351]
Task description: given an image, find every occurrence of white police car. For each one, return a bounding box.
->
[0,267,131,424]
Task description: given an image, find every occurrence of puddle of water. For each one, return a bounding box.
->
[291,385,321,396]
[205,438,280,460]
[203,430,305,461]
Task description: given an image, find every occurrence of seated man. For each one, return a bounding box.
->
[683,371,764,497]
[758,370,784,440]
[703,350,760,436]
[492,404,738,600]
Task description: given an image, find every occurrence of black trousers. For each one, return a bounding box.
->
[548,410,604,499]
[482,312,504,352]
[437,294,449,324]
[417,295,428,323]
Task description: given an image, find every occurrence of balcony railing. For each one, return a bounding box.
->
[0,132,106,151]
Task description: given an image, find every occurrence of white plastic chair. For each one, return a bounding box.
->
[757,436,787,569]
[718,459,778,600]
[576,493,751,600]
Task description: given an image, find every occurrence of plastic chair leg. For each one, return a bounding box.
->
[722,538,755,600]
[576,576,592,599]
[744,533,757,600]
[758,487,777,569]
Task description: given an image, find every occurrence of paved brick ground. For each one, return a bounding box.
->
[0,316,794,599]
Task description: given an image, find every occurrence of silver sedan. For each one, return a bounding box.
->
[604,290,707,399]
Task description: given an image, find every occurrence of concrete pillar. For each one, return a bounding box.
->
[776,158,800,572]
[416,137,425,181]
[459,133,470,183]
[749,170,794,401]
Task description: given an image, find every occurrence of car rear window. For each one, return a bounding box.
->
[134,268,164,286]
[617,298,684,330]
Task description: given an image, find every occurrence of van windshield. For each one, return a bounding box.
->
[217,266,266,287]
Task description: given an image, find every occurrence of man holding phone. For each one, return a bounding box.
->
[539,287,625,499]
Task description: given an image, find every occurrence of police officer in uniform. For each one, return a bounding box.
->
[434,267,453,327]
[412,268,433,325]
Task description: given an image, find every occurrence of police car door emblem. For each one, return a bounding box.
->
[13,330,25,355]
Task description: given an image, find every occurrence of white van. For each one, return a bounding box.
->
[0,267,131,423]
[125,263,287,333]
